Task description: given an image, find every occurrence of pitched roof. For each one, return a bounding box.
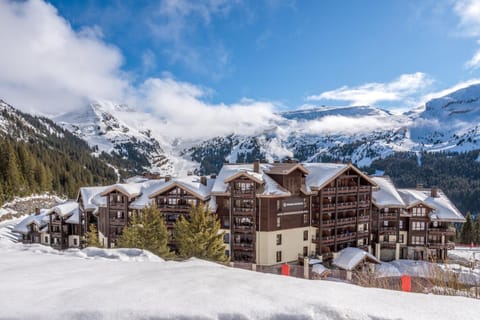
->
[212,163,291,197]
[371,176,405,208]
[146,176,214,203]
[78,186,109,212]
[263,163,309,175]
[333,247,380,271]
[398,188,465,223]
[13,209,50,234]
[303,163,376,192]
[47,201,79,218]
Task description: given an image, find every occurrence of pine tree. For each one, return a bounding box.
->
[84,224,101,247]
[4,141,23,196]
[474,215,480,245]
[117,205,173,259]
[461,212,475,244]
[174,204,228,263]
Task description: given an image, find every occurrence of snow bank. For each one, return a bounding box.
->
[0,240,479,319]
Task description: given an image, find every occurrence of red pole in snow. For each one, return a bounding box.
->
[401,275,411,292]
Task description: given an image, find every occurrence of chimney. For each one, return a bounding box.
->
[165,175,171,182]
[34,207,40,216]
[187,171,193,176]
[431,186,438,198]
[416,183,424,190]
[200,176,207,186]
[253,160,260,173]
[210,174,217,179]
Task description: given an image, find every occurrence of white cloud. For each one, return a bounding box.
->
[419,78,480,104]
[0,0,129,114]
[454,0,480,37]
[134,77,279,139]
[453,0,480,69]
[306,73,433,106]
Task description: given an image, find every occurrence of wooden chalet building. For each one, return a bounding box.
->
[371,176,465,261]
[96,175,214,249]
[212,161,376,266]
[14,162,465,266]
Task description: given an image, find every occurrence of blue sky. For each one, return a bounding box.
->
[44,0,480,110]
[1,0,480,127]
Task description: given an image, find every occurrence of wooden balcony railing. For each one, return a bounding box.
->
[233,207,255,215]
[428,227,456,236]
[379,213,398,220]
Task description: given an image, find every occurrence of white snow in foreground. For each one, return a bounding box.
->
[0,238,479,319]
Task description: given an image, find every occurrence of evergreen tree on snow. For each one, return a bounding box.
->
[461,212,475,244]
[174,204,228,263]
[474,215,480,245]
[84,224,101,247]
[117,204,173,259]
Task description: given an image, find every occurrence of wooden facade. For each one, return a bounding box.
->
[313,168,373,258]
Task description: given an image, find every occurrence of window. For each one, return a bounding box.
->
[276,251,282,262]
[399,220,403,229]
[433,221,438,227]
[412,236,424,245]
[303,198,308,209]
[413,207,426,216]
[303,230,308,241]
[303,246,308,257]
[225,250,230,257]
[116,211,123,219]
[276,234,282,245]
[44,236,49,243]
[412,221,425,231]
[117,195,122,202]
[383,220,388,226]
[399,234,404,243]
[277,217,281,228]
[303,214,308,224]
[223,233,230,244]
[277,200,282,211]
[73,238,78,246]
[110,195,114,202]
[384,207,389,213]
[223,199,230,209]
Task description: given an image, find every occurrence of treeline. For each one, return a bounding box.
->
[0,108,118,206]
[460,212,480,245]
[366,151,480,215]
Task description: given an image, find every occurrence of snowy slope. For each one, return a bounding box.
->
[0,237,479,319]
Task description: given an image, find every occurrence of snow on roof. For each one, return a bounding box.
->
[13,209,50,234]
[100,182,146,198]
[47,201,79,218]
[398,189,465,223]
[263,163,309,175]
[212,164,290,197]
[79,186,109,212]
[123,175,149,184]
[65,209,80,224]
[302,163,348,191]
[129,179,166,209]
[150,176,214,200]
[333,247,380,271]
[312,264,330,275]
[371,176,405,208]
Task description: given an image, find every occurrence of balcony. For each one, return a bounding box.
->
[232,190,256,198]
[429,227,456,236]
[379,226,397,234]
[157,204,191,210]
[233,225,255,233]
[233,207,255,215]
[380,242,398,249]
[337,186,360,194]
[379,213,398,220]
[429,241,455,250]
[357,230,369,238]
[322,187,336,196]
[358,186,370,193]
[336,216,357,226]
[232,242,255,251]
[109,217,126,225]
[358,215,370,223]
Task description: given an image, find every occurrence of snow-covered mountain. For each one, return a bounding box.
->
[53,101,197,175]
[52,83,480,174]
